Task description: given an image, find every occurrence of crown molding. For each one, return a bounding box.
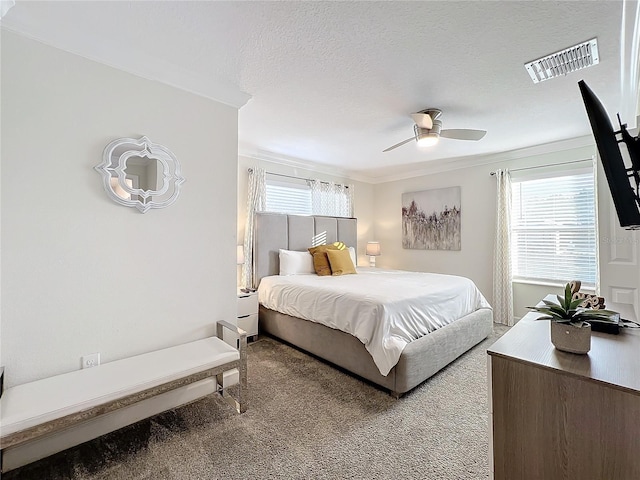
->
[366,135,596,184]
[239,136,595,185]
[238,145,377,184]
[1,27,251,109]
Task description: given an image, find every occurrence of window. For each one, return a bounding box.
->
[511,168,597,288]
[264,174,354,217]
[265,176,312,215]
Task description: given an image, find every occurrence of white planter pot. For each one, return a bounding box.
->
[550,321,591,354]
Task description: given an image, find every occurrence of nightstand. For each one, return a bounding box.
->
[237,289,258,341]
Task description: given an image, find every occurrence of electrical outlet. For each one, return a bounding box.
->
[82,353,100,369]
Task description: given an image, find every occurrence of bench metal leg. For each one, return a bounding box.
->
[216,321,248,414]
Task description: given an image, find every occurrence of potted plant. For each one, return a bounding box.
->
[528,283,619,354]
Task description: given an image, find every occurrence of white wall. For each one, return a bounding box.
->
[1,32,239,387]
[237,155,375,266]
[373,143,596,320]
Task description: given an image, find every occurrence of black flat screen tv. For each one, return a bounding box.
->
[578,80,640,229]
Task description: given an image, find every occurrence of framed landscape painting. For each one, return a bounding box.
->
[402,186,461,250]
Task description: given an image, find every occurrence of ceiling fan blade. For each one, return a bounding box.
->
[440,129,487,141]
[383,136,415,152]
[410,113,433,129]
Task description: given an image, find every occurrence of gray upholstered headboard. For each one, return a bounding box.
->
[253,213,358,286]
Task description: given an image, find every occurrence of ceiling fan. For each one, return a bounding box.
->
[383,108,487,152]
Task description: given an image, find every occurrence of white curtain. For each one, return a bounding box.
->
[493,169,514,326]
[310,181,354,217]
[243,167,266,289]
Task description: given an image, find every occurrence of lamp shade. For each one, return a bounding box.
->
[237,245,245,265]
[366,241,381,256]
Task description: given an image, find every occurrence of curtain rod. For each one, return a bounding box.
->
[489,158,593,176]
[247,168,350,188]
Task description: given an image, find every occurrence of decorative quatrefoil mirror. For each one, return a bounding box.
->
[95,136,185,213]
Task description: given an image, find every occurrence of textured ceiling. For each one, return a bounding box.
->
[2,1,638,181]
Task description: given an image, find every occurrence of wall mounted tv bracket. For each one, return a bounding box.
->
[616,114,640,211]
[580,80,640,229]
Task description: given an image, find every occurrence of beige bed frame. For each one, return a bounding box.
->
[253,212,493,397]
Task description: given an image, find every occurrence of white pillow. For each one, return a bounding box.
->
[348,246,357,267]
[279,249,315,275]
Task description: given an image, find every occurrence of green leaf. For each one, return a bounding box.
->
[534,315,554,321]
[528,308,547,315]
[569,298,585,310]
[591,309,619,316]
[564,283,572,309]
[544,304,570,317]
[582,318,616,324]
[540,310,565,320]
[542,299,560,307]
[575,311,619,323]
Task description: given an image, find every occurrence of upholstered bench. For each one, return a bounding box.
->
[0,320,246,472]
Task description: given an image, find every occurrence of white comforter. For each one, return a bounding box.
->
[258,268,491,376]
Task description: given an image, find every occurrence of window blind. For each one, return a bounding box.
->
[265,177,312,215]
[511,171,597,288]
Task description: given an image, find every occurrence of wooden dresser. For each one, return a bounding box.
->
[487,309,640,480]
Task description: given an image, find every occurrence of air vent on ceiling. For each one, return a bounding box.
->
[525,38,599,84]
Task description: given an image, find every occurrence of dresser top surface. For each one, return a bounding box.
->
[488,304,640,394]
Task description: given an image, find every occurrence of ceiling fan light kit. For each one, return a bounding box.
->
[415,122,441,147]
[383,108,487,152]
[416,133,439,147]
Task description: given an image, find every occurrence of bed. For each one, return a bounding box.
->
[253,212,493,397]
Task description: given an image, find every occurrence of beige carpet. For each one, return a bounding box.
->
[6,325,508,480]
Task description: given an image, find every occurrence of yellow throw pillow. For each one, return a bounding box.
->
[307,242,344,255]
[312,251,333,276]
[308,243,341,275]
[326,248,357,276]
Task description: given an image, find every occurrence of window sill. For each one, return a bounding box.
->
[512,278,596,294]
